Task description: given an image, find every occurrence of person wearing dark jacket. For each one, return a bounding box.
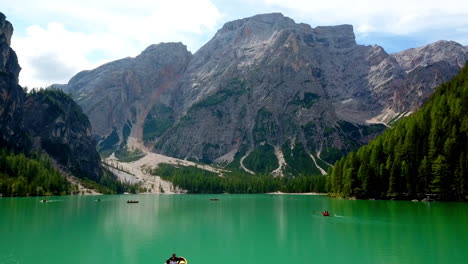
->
[166,253,183,264]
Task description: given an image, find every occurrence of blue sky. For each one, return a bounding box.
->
[1,0,467,88]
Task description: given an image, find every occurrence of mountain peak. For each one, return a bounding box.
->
[206,13,357,52]
[219,12,296,33]
[392,39,468,72]
[0,11,14,55]
[136,42,192,67]
[0,12,20,81]
[140,42,189,56]
[313,24,356,48]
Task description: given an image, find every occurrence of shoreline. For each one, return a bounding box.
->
[0,192,329,198]
[266,191,327,195]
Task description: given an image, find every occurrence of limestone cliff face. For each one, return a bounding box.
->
[61,43,192,142]
[0,13,28,151]
[60,13,468,175]
[23,91,102,181]
[392,40,468,72]
[0,13,102,181]
[389,41,468,113]
[156,14,393,168]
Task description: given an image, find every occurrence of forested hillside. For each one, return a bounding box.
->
[328,63,468,201]
[0,149,70,196]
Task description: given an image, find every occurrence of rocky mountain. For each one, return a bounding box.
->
[388,41,468,113]
[0,12,28,152]
[0,13,102,181]
[61,43,191,138]
[328,62,468,200]
[59,13,467,176]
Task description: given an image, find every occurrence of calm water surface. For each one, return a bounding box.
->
[0,194,467,264]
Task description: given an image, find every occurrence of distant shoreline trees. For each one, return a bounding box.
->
[152,163,326,194]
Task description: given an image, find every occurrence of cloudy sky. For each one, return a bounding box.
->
[2,0,468,88]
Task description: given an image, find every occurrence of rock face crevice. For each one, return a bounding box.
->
[58,13,467,174]
[0,12,102,181]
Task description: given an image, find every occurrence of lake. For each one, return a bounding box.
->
[0,194,467,264]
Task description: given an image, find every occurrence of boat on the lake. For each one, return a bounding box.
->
[209,198,220,201]
[165,255,187,264]
[127,200,139,204]
[321,211,330,216]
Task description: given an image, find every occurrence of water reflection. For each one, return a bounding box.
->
[0,195,467,264]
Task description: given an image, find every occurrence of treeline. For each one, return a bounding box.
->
[0,148,141,196]
[152,164,326,193]
[80,168,142,194]
[328,63,468,200]
[0,148,70,196]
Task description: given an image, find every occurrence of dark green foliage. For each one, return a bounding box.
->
[0,148,140,196]
[252,107,278,144]
[143,104,175,142]
[290,92,320,109]
[98,128,119,155]
[303,119,386,165]
[224,148,246,171]
[0,148,70,196]
[319,122,386,164]
[282,142,322,176]
[114,147,145,163]
[243,144,279,174]
[328,63,468,201]
[152,164,327,194]
[201,143,220,164]
[192,79,246,108]
[27,89,89,126]
[362,123,387,136]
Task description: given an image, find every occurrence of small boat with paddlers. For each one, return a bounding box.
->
[322,210,330,216]
[164,254,187,264]
[127,200,139,204]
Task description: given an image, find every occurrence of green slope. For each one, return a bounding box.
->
[328,63,468,201]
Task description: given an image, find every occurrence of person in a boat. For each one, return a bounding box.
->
[166,253,183,264]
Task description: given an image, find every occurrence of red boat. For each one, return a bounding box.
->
[321,211,330,216]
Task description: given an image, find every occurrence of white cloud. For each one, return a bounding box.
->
[255,0,468,36]
[4,0,468,87]
[5,0,222,87]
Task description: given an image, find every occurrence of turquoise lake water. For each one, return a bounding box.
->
[0,194,467,264]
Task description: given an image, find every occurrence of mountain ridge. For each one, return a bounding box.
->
[58,13,468,176]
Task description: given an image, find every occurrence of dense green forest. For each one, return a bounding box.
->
[152,164,326,193]
[0,149,70,196]
[328,63,468,201]
[0,147,140,197]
